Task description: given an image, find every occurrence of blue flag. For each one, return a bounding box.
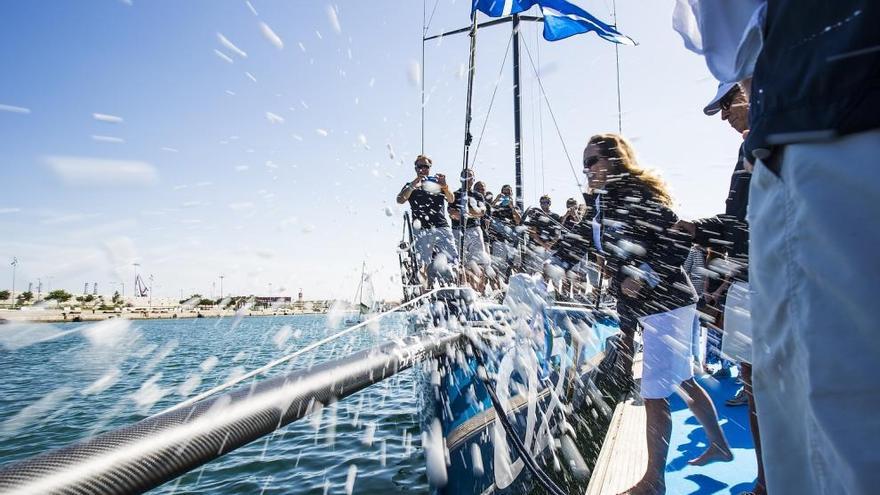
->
[471,0,538,18]
[472,0,635,45]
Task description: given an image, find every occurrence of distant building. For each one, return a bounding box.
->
[254,296,292,309]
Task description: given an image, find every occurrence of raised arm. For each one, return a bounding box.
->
[436,174,454,203]
[397,175,423,204]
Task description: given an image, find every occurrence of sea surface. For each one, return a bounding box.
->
[0,314,429,494]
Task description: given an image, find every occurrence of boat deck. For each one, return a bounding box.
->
[586,362,757,495]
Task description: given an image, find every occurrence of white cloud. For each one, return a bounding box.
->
[45,156,158,187]
[0,207,20,214]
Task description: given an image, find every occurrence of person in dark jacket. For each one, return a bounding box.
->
[742,4,880,493]
[584,133,732,495]
[679,81,766,495]
[523,195,561,276]
[488,184,522,284]
[546,204,592,299]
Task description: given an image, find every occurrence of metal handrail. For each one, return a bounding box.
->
[0,332,463,495]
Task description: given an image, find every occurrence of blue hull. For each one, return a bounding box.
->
[421,300,621,494]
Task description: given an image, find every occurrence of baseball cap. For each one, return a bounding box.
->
[703,81,737,116]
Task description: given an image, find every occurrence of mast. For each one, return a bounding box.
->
[458,14,479,281]
[353,261,365,309]
[421,0,426,153]
[358,261,365,307]
[512,14,524,212]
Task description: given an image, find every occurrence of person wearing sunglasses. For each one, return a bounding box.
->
[396,155,459,283]
[584,133,732,495]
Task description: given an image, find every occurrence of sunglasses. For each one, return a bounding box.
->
[583,155,600,168]
[415,164,431,170]
[719,88,741,112]
[540,200,551,205]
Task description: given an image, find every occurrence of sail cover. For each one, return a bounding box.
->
[472,0,635,44]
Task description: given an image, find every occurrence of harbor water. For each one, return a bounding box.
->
[0,314,429,494]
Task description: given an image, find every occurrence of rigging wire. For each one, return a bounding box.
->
[468,31,514,170]
[423,0,441,35]
[613,0,623,134]
[421,0,442,154]
[470,335,568,495]
[519,39,583,189]
[420,1,426,153]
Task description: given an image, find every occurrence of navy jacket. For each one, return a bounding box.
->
[746,1,880,164]
[692,147,751,282]
[597,176,698,320]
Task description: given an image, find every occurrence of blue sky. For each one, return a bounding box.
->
[0,0,740,300]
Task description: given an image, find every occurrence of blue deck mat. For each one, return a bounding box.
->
[664,375,757,495]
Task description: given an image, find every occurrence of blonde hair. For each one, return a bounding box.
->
[587,133,674,207]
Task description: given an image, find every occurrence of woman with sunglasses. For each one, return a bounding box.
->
[583,133,732,495]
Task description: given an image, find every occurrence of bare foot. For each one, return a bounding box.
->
[738,481,767,495]
[617,477,665,495]
[688,443,733,466]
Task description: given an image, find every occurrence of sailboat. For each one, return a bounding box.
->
[0,4,636,494]
[399,2,636,493]
[346,261,375,325]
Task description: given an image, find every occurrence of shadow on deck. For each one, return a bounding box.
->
[586,372,757,495]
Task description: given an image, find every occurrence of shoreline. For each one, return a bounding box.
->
[0,309,329,324]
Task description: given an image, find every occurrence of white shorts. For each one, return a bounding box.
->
[413,226,459,267]
[638,304,697,400]
[453,226,490,267]
[721,281,751,363]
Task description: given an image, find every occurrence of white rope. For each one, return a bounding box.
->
[155,288,445,416]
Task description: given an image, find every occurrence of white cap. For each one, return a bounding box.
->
[703,81,737,116]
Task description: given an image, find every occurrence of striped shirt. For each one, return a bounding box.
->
[682,246,707,294]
